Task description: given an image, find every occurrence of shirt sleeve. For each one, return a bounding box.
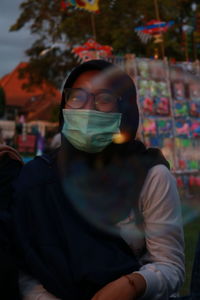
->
[134,164,185,300]
[19,272,61,300]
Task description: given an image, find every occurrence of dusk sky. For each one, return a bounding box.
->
[0,0,34,77]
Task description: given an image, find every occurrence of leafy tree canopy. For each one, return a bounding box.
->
[10,0,197,88]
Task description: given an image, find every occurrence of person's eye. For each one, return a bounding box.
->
[69,91,84,101]
[70,95,82,101]
[66,90,87,108]
[97,94,115,103]
[95,93,118,112]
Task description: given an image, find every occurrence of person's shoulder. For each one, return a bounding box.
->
[142,147,170,170]
[146,164,175,184]
[14,154,57,191]
[0,145,23,182]
[139,164,179,211]
[148,163,171,175]
[140,164,177,199]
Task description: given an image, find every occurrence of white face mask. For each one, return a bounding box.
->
[62,109,122,153]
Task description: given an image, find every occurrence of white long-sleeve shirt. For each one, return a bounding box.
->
[20,164,185,300]
[117,164,185,299]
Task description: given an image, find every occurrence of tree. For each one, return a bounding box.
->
[10,0,194,88]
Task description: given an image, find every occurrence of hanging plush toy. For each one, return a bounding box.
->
[174,102,188,116]
[149,60,167,80]
[172,81,185,101]
[157,119,172,137]
[149,80,158,97]
[189,175,196,186]
[175,118,190,137]
[191,120,200,137]
[138,80,149,97]
[178,159,187,170]
[187,160,199,170]
[143,118,157,136]
[189,82,200,100]
[177,176,184,188]
[138,61,149,78]
[189,101,200,117]
[142,97,154,114]
[155,97,170,115]
[157,81,169,97]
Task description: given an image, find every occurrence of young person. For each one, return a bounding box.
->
[13,60,184,300]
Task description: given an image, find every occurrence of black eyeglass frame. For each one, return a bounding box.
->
[63,88,122,112]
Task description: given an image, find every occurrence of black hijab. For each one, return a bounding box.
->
[59,59,139,139]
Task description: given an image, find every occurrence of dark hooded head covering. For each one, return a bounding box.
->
[59,59,139,139]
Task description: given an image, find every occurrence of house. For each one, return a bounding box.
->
[0,62,61,122]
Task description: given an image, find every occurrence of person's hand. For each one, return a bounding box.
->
[91,273,146,300]
[23,284,61,300]
[91,276,136,300]
[36,291,61,300]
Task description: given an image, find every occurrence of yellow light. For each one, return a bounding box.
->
[112,132,129,144]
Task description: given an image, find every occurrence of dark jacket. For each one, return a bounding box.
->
[0,146,23,300]
[12,145,169,300]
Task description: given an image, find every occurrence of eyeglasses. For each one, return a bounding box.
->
[64,88,121,112]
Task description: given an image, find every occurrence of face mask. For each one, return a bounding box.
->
[62,109,122,153]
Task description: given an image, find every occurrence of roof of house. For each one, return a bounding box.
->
[0,62,61,108]
[22,94,59,122]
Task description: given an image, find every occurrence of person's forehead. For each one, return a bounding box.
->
[72,70,110,90]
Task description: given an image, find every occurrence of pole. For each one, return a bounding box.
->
[164,57,178,170]
[91,13,97,41]
[183,31,189,61]
[154,0,160,20]
[193,32,198,61]
[153,0,165,59]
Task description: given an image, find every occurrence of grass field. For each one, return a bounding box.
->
[179,187,200,296]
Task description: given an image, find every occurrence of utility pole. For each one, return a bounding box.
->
[91,13,97,41]
[153,0,165,59]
